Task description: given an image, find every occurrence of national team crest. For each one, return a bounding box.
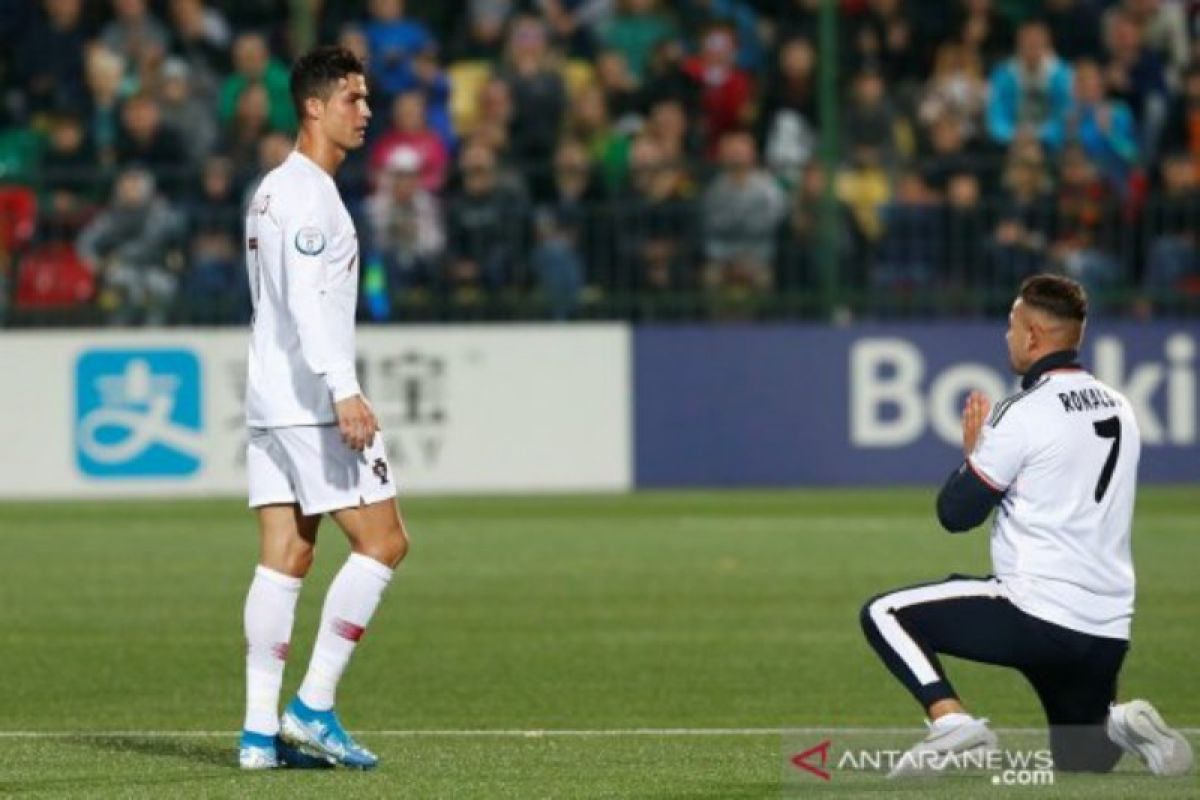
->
[294,226,326,256]
[372,457,390,485]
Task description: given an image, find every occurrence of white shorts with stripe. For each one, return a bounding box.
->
[247,425,397,516]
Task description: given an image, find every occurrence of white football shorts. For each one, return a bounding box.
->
[247,425,397,516]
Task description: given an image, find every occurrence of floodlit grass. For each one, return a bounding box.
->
[0,488,1195,797]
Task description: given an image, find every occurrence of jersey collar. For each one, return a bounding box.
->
[1021,349,1082,389]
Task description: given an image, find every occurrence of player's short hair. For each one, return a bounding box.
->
[290,45,365,121]
[1019,274,1088,322]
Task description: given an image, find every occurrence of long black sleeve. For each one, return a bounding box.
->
[936,461,1005,533]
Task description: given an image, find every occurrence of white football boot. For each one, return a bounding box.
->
[1106,699,1194,776]
[888,716,999,778]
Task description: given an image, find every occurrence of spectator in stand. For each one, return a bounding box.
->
[18,0,89,116]
[594,49,642,123]
[219,82,273,184]
[101,0,171,68]
[700,130,787,296]
[470,77,516,167]
[364,0,435,97]
[1044,0,1104,63]
[600,0,677,81]
[873,170,943,293]
[158,57,218,166]
[181,154,245,322]
[370,89,450,192]
[85,47,128,170]
[776,0,821,46]
[1051,144,1123,296]
[844,69,902,167]
[614,135,696,296]
[986,20,1073,151]
[921,112,980,195]
[406,45,454,146]
[501,16,567,166]
[116,92,189,194]
[758,37,818,187]
[78,167,184,326]
[988,153,1056,289]
[641,37,700,113]
[531,138,607,318]
[1104,10,1168,157]
[1160,63,1200,168]
[563,84,630,188]
[443,140,529,302]
[1142,151,1200,305]
[679,0,765,73]
[951,0,1012,69]
[849,0,920,86]
[40,112,99,238]
[1109,0,1188,85]
[1068,59,1138,193]
[942,171,987,285]
[166,0,231,102]
[537,0,612,58]
[452,0,514,60]
[365,146,445,310]
[218,32,295,134]
[838,143,892,246]
[778,160,857,290]
[682,21,752,157]
[917,42,987,144]
[645,96,698,175]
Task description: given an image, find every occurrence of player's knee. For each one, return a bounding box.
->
[280,540,316,577]
[860,594,886,636]
[362,525,408,567]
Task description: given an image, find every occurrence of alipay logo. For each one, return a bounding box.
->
[75,350,204,478]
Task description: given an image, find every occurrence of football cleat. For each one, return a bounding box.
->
[280,697,379,769]
[888,717,999,778]
[1107,699,1194,776]
[238,730,281,770]
[238,730,333,770]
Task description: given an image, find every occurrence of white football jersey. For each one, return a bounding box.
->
[969,365,1141,640]
[244,151,361,427]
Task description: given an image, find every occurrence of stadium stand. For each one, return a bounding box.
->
[1,0,1200,325]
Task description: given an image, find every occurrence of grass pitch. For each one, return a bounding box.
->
[0,488,1196,798]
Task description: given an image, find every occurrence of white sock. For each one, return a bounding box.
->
[931,712,975,730]
[298,553,393,711]
[243,565,302,736]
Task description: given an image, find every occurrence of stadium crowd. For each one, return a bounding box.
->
[2,0,1200,323]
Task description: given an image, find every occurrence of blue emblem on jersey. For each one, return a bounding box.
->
[295,226,326,256]
[75,350,203,478]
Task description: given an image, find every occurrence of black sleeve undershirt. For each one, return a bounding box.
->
[935,461,1005,533]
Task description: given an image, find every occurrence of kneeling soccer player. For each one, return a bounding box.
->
[237,45,408,770]
[860,275,1193,778]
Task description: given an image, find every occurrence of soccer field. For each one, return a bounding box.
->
[0,488,1196,798]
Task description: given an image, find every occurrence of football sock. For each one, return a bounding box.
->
[243,565,302,736]
[298,553,393,711]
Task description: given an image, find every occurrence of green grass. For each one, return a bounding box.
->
[0,488,1196,798]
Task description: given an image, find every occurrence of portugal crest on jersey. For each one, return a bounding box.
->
[294,226,326,256]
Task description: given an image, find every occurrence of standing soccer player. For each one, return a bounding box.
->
[860,275,1193,778]
[238,46,408,770]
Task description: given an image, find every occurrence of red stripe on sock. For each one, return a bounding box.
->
[332,618,366,642]
[271,642,291,661]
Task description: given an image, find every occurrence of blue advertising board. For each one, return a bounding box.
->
[633,322,1199,486]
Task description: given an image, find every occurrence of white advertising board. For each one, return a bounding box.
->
[0,325,631,499]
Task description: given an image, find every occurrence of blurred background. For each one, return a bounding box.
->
[2,0,1200,325]
[0,0,1196,500]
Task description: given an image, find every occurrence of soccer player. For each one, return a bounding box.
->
[860,275,1194,778]
[238,46,409,770]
